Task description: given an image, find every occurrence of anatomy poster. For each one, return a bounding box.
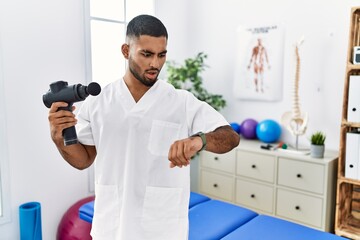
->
[234,24,284,101]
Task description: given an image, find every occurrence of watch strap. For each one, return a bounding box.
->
[191,132,207,152]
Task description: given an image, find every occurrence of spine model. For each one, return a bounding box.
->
[281,36,308,137]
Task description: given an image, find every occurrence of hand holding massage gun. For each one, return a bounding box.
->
[43,81,101,146]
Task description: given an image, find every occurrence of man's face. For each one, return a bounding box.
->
[126,35,167,87]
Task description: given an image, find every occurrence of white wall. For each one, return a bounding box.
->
[156,0,360,150]
[0,0,359,238]
[0,0,92,239]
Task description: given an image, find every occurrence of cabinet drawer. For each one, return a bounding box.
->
[235,179,274,213]
[237,151,275,183]
[200,170,234,201]
[276,189,323,228]
[278,158,324,194]
[200,151,235,173]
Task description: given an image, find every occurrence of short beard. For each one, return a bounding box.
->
[129,66,156,87]
[128,57,160,87]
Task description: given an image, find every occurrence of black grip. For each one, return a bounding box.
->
[58,104,78,146]
[63,126,78,146]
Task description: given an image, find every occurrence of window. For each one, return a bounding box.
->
[84,0,154,192]
[0,32,11,225]
[84,0,155,87]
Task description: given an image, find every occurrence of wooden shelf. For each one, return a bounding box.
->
[335,6,360,239]
[336,214,360,239]
[346,64,360,71]
[341,120,360,128]
[338,176,360,185]
[335,224,360,240]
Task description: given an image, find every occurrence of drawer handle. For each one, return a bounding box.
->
[214,157,219,160]
[213,183,218,188]
[251,164,256,169]
[295,206,301,210]
[250,194,255,198]
[296,174,302,178]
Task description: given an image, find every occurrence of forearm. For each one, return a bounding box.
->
[204,125,240,153]
[48,102,96,170]
[167,125,239,168]
[55,140,96,170]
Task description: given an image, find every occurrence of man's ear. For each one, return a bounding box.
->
[121,44,129,59]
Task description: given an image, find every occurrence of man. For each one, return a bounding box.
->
[247,38,271,93]
[48,14,239,240]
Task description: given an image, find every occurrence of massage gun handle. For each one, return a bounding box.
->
[58,104,78,146]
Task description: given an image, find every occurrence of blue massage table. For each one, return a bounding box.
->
[79,192,348,240]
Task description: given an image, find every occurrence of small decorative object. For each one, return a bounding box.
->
[167,52,226,111]
[310,131,326,158]
[256,119,282,143]
[240,118,258,139]
[281,36,308,149]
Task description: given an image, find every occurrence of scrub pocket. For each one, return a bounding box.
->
[91,183,121,236]
[148,120,181,156]
[141,186,183,233]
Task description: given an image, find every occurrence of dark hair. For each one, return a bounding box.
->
[126,14,168,40]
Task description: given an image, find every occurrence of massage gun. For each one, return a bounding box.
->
[43,80,101,146]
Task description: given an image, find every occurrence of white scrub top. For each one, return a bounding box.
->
[76,79,229,240]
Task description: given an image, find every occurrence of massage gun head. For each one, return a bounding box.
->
[43,81,101,108]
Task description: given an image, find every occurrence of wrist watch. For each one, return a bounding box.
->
[191,132,207,152]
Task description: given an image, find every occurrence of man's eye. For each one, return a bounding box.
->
[143,52,151,57]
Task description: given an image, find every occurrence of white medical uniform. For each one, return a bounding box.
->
[76,79,229,240]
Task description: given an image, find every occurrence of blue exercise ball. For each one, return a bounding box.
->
[230,122,241,134]
[256,119,281,143]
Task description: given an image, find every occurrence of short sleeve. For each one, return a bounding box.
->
[75,100,95,146]
[185,91,229,135]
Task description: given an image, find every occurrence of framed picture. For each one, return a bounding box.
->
[234,24,285,101]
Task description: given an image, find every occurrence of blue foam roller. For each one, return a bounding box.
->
[19,202,42,240]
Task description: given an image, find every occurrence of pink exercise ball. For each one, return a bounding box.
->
[241,118,258,139]
[57,196,95,240]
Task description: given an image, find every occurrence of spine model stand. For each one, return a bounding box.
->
[281,36,308,149]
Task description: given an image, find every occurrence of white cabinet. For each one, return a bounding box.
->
[199,139,338,232]
[236,179,274,214]
[276,188,323,228]
[278,157,325,194]
[200,170,234,202]
[200,150,236,174]
[236,151,275,183]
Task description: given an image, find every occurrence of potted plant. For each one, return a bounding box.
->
[166,52,226,111]
[310,131,326,158]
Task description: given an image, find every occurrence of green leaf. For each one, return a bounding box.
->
[310,131,326,145]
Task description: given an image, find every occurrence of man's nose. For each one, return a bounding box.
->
[150,56,161,68]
